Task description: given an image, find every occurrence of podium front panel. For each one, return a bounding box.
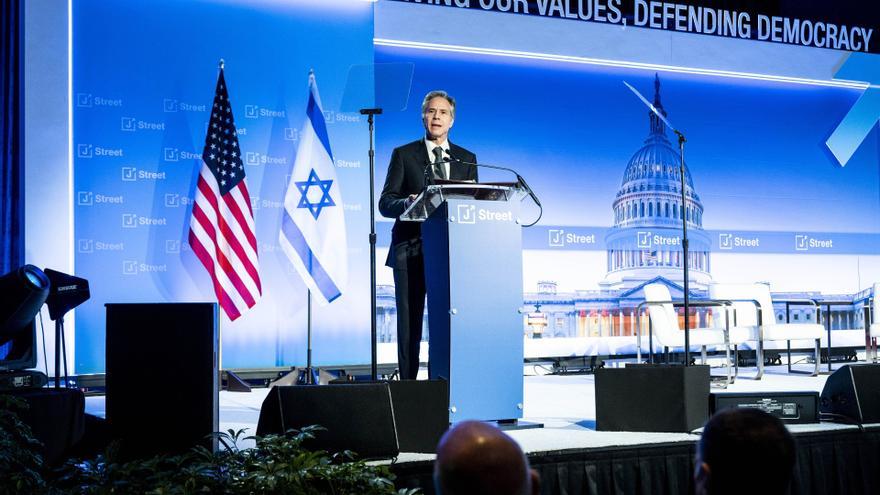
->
[423,199,524,422]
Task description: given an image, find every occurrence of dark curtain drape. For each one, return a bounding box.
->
[393,429,880,494]
[1,0,24,275]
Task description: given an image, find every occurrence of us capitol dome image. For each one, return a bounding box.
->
[600,74,712,291]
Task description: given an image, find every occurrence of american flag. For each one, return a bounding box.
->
[188,67,261,321]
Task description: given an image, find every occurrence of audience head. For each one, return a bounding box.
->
[695,407,796,495]
[434,420,540,495]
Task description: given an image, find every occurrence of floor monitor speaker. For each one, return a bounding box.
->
[256,382,399,459]
[596,364,710,432]
[820,364,880,424]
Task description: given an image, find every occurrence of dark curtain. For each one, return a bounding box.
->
[1,0,24,275]
[393,430,880,495]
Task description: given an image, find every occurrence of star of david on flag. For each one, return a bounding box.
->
[279,71,347,304]
[296,169,335,220]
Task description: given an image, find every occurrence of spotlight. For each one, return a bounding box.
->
[0,265,50,335]
[0,265,50,388]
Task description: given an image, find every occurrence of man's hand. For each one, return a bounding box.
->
[404,194,417,208]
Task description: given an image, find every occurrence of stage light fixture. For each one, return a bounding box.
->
[0,265,50,336]
[0,265,49,377]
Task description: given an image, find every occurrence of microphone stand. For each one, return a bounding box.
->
[676,130,690,366]
[360,107,382,380]
[623,80,691,366]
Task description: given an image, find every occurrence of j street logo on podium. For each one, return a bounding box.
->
[245,152,288,166]
[795,234,833,251]
[77,191,124,206]
[122,260,168,275]
[77,239,124,254]
[458,204,476,224]
[244,104,286,119]
[456,204,514,224]
[163,194,193,208]
[76,93,123,108]
[77,143,123,159]
[163,99,207,113]
[121,167,167,181]
[121,117,165,132]
[122,213,167,228]
[163,148,201,162]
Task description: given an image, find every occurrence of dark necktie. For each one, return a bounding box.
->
[432,147,446,180]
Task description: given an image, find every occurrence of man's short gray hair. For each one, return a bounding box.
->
[422,90,456,119]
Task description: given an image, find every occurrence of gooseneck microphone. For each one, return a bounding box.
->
[444,151,542,209]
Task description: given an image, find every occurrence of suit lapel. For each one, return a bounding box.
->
[409,139,431,188]
[447,143,463,180]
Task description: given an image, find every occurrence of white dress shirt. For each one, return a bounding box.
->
[425,139,450,179]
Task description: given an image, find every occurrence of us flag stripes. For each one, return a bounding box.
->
[188,66,261,320]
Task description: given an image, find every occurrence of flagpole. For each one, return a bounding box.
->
[217,58,224,380]
[304,289,314,384]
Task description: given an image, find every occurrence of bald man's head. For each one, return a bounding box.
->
[433,421,540,495]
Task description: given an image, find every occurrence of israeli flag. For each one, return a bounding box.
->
[279,72,347,303]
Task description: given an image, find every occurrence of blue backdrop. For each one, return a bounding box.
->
[71,1,880,373]
[73,0,374,373]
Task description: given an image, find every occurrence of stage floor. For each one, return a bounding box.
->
[84,359,868,463]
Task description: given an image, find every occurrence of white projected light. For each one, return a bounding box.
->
[373,38,869,90]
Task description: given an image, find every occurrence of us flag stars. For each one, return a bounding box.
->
[202,81,244,194]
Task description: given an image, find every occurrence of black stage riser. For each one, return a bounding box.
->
[392,428,880,495]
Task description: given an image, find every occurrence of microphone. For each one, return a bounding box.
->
[445,152,542,208]
[422,157,437,187]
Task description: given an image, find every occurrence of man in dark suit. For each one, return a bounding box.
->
[379,90,478,380]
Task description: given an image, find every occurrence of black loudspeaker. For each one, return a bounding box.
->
[596,364,710,432]
[256,383,400,459]
[105,303,218,459]
[387,380,449,453]
[820,364,880,424]
[711,392,819,424]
